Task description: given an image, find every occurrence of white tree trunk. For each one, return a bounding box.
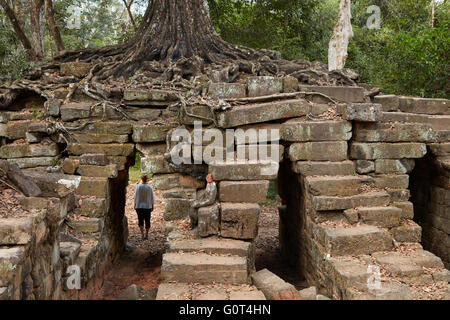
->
[328,0,353,71]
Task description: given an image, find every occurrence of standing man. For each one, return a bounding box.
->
[189,174,217,232]
[134,174,155,240]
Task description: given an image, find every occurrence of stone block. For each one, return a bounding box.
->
[357,206,403,228]
[229,290,266,300]
[136,143,167,156]
[399,97,449,115]
[220,203,260,240]
[390,223,422,243]
[248,76,283,97]
[298,286,317,300]
[77,164,118,178]
[198,204,220,237]
[374,159,415,174]
[306,175,372,197]
[372,174,409,189]
[72,133,129,144]
[283,76,299,93]
[428,143,450,156]
[62,158,79,174]
[156,283,191,300]
[5,121,32,140]
[164,198,190,221]
[294,161,355,176]
[251,269,301,300]
[161,253,248,284]
[60,102,91,121]
[281,120,352,142]
[374,95,399,112]
[350,143,427,160]
[289,141,348,161]
[0,247,25,286]
[132,125,175,143]
[209,161,278,181]
[141,155,173,174]
[300,85,366,103]
[69,218,103,233]
[219,180,269,203]
[79,154,107,166]
[313,191,390,211]
[67,143,134,156]
[81,121,133,135]
[316,225,393,256]
[123,89,177,105]
[354,123,435,143]
[208,83,247,100]
[0,218,33,245]
[217,99,310,128]
[356,160,374,174]
[76,177,109,197]
[339,103,383,122]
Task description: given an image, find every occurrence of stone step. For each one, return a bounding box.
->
[313,191,390,211]
[161,252,248,284]
[168,238,252,257]
[76,164,118,178]
[293,161,355,176]
[305,175,373,197]
[67,143,134,157]
[217,99,310,128]
[350,142,427,160]
[288,141,348,162]
[67,218,104,234]
[338,103,383,122]
[0,217,33,245]
[0,142,59,159]
[353,206,404,228]
[315,224,393,256]
[353,122,435,143]
[299,85,366,103]
[155,283,265,300]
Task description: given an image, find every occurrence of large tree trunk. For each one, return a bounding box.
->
[44,0,65,52]
[0,0,36,60]
[110,0,257,78]
[328,0,353,71]
[29,0,45,60]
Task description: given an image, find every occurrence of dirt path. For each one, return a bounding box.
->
[98,182,302,299]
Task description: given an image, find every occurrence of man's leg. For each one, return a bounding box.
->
[189,206,198,230]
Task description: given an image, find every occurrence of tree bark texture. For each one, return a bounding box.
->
[328,0,353,71]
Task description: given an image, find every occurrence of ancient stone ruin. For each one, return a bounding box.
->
[0,63,449,300]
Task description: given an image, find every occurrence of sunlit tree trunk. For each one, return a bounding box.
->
[328,0,353,71]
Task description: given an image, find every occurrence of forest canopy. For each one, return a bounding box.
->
[0,0,448,98]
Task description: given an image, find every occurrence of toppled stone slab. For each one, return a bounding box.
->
[219,180,269,203]
[294,161,355,176]
[0,161,41,197]
[161,253,248,284]
[289,141,348,161]
[281,120,352,142]
[217,99,310,128]
[221,203,260,240]
[251,269,301,300]
[350,142,427,160]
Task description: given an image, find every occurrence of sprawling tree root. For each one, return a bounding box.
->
[0,0,361,110]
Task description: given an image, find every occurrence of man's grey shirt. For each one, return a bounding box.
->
[134,184,155,209]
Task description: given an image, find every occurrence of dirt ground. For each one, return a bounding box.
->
[98,182,304,299]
